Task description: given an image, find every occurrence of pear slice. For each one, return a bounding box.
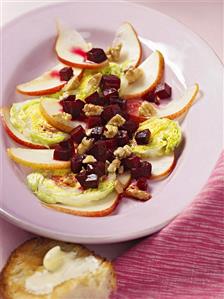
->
[7,148,70,169]
[44,173,130,217]
[55,20,108,69]
[16,63,82,96]
[40,97,87,133]
[1,108,48,149]
[120,51,164,99]
[147,153,176,179]
[156,83,199,119]
[111,22,142,68]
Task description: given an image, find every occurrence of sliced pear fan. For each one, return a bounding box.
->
[40,97,87,133]
[7,148,70,169]
[16,63,82,96]
[120,51,164,99]
[156,83,199,119]
[55,20,108,69]
[0,108,48,149]
[111,22,142,68]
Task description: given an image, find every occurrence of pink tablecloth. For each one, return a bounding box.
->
[113,152,224,299]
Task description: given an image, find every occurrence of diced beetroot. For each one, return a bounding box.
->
[86,161,106,177]
[60,99,84,119]
[70,125,85,144]
[136,177,148,190]
[59,67,73,81]
[88,140,107,161]
[131,161,152,179]
[59,138,74,152]
[87,116,102,128]
[109,97,127,110]
[101,104,121,123]
[122,155,141,170]
[155,83,172,99]
[121,120,138,138]
[85,91,105,106]
[53,145,72,161]
[143,92,155,102]
[76,171,99,189]
[103,88,119,100]
[90,126,104,140]
[100,75,120,91]
[106,149,115,162]
[71,155,84,173]
[135,129,150,145]
[103,138,118,150]
[63,95,76,101]
[86,48,107,63]
[116,130,129,147]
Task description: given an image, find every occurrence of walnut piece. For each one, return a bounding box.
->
[106,43,122,62]
[86,73,102,94]
[107,158,121,173]
[108,114,126,127]
[77,137,94,155]
[114,145,132,159]
[83,104,103,116]
[104,124,118,138]
[125,184,151,201]
[125,66,143,84]
[62,76,80,92]
[53,112,72,121]
[82,155,97,164]
[138,101,157,117]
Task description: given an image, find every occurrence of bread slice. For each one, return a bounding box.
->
[0,238,116,299]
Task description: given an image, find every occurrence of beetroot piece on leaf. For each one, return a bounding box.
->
[131,161,152,179]
[135,129,151,145]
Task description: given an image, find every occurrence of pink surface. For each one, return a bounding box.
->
[114,152,224,298]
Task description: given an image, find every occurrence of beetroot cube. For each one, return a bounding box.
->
[131,161,152,179]
[143,92,155,102]
[155,83,172,99]
[100,75,120,91]
[87,116,102,128]
[85,91,105,106]
[122,155,141,170]
[53,145,72,161]
[76,171,99,189]
[86,161,106,177]
[136,177,148,190]
[61,99,84,118]
[106,149,115,162]
[109,97,127,110]
[121,120,138,138]
[103,139,117,150]
[117,130,129,146]
[87,48,107,63]
[71,155,84,173]
[103,88,119,100]
[88,140,107,161]
[64,95,76,101]
[59,67,73,81]
[101,104,121,122]
[70,125,85,144]
[90,126,104,140]
[59,139,74,152]
[135,129,150,145]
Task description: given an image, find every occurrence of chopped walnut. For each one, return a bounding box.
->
[86,73,102,94]
[62,76,80,92]
[107,158,121,173]
[53,173,77,187]
[125,66,143,84]
[52,112,72,121]
[106,43,122,62]
[125,184,151,201]
[104,124,118,138]
[83,104,103,116]
[77,137,94,155]
[115,179,124,194]
[138,101,157,117]
[82,155,96,164]
[114,145,132,159]
[108,114,126,127]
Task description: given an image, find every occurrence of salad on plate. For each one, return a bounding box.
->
[1,21,199,217]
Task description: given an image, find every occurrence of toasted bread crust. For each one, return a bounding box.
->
[0,238,116,299]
